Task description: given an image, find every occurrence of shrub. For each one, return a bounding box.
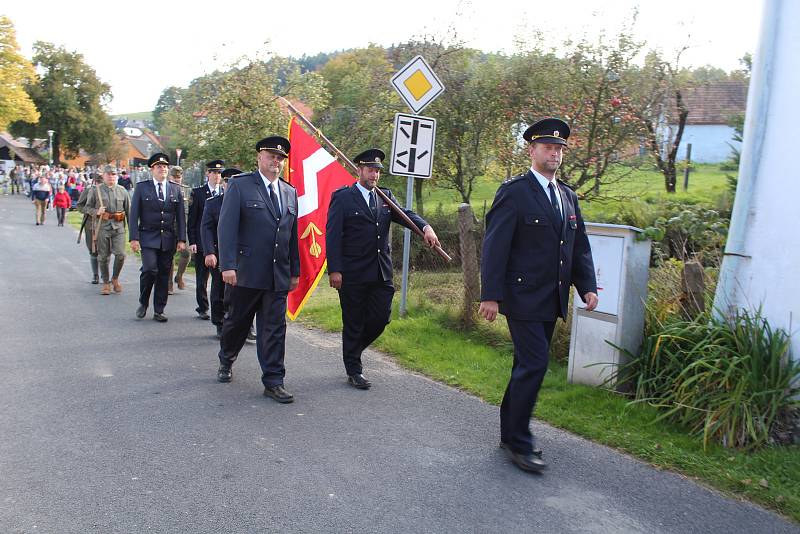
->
[614,309,800,450]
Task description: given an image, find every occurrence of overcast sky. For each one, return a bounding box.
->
[5,0,762,115]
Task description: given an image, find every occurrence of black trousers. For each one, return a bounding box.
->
[139,247,175,314]
[337,281,395,376]
[194,254,210,313]
[208,266,225,325]
[500,319,556,455]
[218,285,288,388]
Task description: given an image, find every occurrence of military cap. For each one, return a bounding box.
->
[102,164,117,174]
[255,136,290,157]
[221,168,242,180]
[206,159,225,172]
[353,148,385,169]
[148,152,170,167]
[522,118,570,145]
[169,166,184,177]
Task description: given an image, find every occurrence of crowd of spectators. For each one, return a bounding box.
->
[1,164,137,225]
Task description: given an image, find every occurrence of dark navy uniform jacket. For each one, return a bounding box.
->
[187,184,216,256]
[217,172,300,291]
[200,193,222,258]
[480,170,597,321]
[326,184,427,285]
[129,180,187,251]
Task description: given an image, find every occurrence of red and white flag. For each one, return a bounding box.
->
[286,117,354,319]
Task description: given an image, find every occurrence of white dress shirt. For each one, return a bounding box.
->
[530,167,562,219]
[258,170,281,213]
[153,178,167,201]
[355,181,376,207]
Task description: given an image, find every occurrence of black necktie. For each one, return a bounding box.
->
[269,183,280,218]
[368,190,377,218]
[157,182,164,201]
[548,182,562,226]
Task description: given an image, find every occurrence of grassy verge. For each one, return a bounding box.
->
[298,281,800,522]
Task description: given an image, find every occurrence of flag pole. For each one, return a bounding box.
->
[278,97,451,263]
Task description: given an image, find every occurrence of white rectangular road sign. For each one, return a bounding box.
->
[390,55,445,114]
[390,113,436,178]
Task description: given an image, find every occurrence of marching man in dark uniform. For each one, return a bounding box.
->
[200,167,240,338]
[479,118,598,473]
[129,153,187,322]
[326,149,440,389]
[216,137,300,403]
[188,160,225,319]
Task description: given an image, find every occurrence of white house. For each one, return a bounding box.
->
[668,81,748,164]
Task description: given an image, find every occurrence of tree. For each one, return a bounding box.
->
[0,16,39,130]
[160,54,329,168]
[152,86,184,131]
[10,41,114,165]
[318,46,398,157]
[633,51,689,193]
[501,32,648,199]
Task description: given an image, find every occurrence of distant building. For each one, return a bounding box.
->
[0,132,47,165]
[667,81,748,164]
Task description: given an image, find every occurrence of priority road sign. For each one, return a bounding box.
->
[390,113,436,178]
[390,56,445,114]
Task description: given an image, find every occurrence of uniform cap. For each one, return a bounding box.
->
[522,118,570,145]
[353,148,385,169]
[255,136,290,157]
[221,168,242,180]
[147,153,170,167]
[206,159,225,171]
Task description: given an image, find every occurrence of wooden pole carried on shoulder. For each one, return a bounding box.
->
[278,97,451,262]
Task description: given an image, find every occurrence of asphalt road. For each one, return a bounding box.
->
[0,194,796,534]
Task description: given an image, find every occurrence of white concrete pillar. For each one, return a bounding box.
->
[713,0,800,361]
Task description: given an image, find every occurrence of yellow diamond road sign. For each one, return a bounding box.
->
[391,55,445,114]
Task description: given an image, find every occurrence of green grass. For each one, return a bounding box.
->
[298,280,800,522]
[112,111,153,121]
[395,163,730,223]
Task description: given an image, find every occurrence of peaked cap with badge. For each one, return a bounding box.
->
[148,153,170,167]
[221,168,242,179]
[353,148,385,169]
[206,160,225,172]
[522,118,571,146]
[256,136,290,157]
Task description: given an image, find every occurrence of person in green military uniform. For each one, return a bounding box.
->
[168,165,192,294]
[82,165,131,295]
[77,173,104,284]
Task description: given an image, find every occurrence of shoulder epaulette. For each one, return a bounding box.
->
[557,179,575,191]
[501,174,526,186]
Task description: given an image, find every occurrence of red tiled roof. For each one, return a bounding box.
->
[672,81,748,125]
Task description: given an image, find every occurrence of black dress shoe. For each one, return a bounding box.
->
[246,326,257,341]
[153,312,168,322]
[215,325,223,339]
[197,310,210,320]
[347,374,372,390]
[263,385,294,403]
[217,364,232,382]
[135,305,147,319]
[503,447,547,473]
[500,441,542,458]
[91,275,99,285]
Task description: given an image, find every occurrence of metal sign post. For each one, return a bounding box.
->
[389,56,444,318]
